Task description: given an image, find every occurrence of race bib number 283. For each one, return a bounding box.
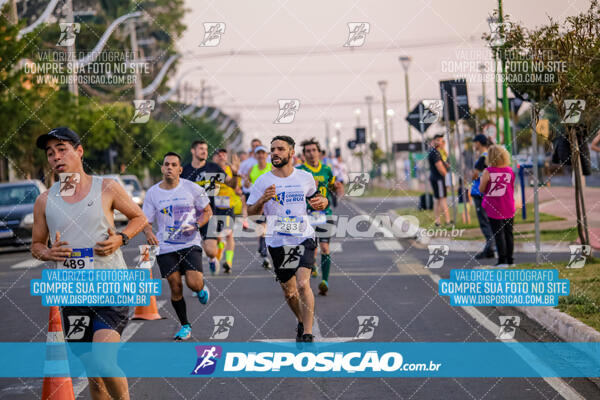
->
[60,247,94,269]
[275,216,304,236]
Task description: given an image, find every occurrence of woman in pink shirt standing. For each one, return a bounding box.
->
[479,145,516,267]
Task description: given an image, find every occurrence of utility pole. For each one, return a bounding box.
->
[65,0,78,98]
[399,56,415,181]
[378,81,391,179]
[129,19,142,99]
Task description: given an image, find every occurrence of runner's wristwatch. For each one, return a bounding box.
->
[117,231,129,246]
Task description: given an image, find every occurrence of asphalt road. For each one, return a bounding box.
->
[0,197,597,399]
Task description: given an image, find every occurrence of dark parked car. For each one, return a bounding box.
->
[0,180,47,247]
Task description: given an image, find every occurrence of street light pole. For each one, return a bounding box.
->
[324,119,331,155]
[355,108,365,173]
[479,63,486,111]
[387,109,398,179]
[399,56,414,180]
[498,0,512,153]
[378,81,391,179]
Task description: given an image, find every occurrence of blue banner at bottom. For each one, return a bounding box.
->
[3,342,600,378]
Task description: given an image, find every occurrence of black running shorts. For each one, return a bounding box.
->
[62,306,129,342]
[156,245,204,278]
[268,238,317,283]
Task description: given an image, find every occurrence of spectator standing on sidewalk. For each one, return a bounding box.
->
[479,145,515,267]
[471,134,495,260]
[427,134,452,227]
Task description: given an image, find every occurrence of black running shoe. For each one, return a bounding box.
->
[302,333,314,342]
[223,262,231,274]
[296,322,304,342]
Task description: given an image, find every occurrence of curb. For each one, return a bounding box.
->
[411,237,568,254]
[515,305,600,342]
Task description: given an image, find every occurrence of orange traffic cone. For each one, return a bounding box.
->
[132,269,163,320]
[42,306,75,400]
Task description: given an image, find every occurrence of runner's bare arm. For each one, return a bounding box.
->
[105,178,147,239]
[308,192,328,211]
[196,204,213,228]
[248,184,276,215]
[333,180,344,197]
[143,223,159,245]
[31,192,73,261]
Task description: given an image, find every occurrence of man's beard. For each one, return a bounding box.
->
[272,156,289,168]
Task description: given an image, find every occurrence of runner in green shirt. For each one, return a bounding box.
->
[243,145,273,269]
[297,138,344,295]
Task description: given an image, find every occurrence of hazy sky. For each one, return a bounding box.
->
[174,0,589,155]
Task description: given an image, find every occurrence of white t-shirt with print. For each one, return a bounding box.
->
[247,169,317,247]
[143,179,210,255]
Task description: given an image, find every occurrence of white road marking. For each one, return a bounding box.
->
[346,199,585,400]
[10,258,45,269]
[329,242,343,253]
[374,240,403,251]
[73,300,167,397]
[428,274,584,400]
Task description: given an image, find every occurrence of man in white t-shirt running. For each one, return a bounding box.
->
[247,136,328,342]
[142,152,213,341]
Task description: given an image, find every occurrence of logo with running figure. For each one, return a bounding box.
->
[203,172,226,196]
[274,99,300,124]
[421,100,444,124]
[137,245,159,269]
[131,100,155,124]
[488,20,511,47]
[425,245,449,269]
[566,245,591,269]
[344,22,370,47]
[191,345,222,375]
[487,172,511,197]
[346,173,369,196]
[57,23,80,47]
[66,315,90,340]
[58,173,80,197]
[199,22,226,47]
[562,99,585,124]
[210,316,234,339]
[280,245,305,269]
[355,316,379,339]
[496,316,520,340]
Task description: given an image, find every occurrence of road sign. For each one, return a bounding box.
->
[369,142,378,151]
[509,97,523,114]
[355,127,366,144]
[392,142,422,153]
[439,79,469,121]
[347,140,357,150]
[406,100,444,133]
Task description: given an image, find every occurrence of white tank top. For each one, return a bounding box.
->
[45,176,127,269]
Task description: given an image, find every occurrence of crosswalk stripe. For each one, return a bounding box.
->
[329,242,343,253]
[373,240,403,251]
[10,259,45,269]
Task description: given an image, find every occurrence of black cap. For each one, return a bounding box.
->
[36,127,81,150]
[473,134,489,146]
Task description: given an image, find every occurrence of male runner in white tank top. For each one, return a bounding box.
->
[30,127,147,400]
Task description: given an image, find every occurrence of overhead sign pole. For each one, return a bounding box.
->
[419,103,430,208]
[442,89,457,224]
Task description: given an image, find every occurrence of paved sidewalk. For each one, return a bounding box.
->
[380,180,600,249]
